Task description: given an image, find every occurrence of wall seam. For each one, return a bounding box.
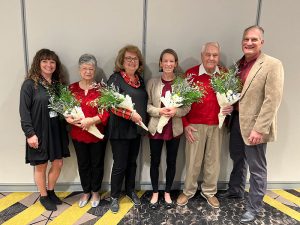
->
[20,0,29,74]
[137,0,148,185]
[256,0,262,25]
[142,0,148,65]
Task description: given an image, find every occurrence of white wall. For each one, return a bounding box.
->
[0,0,299,191]
[259,0,300,182]
[0,0,33,185]
[142,0,258,186]
[24,0,144,186]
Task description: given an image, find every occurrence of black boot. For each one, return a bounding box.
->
[40,196,57,211]
[47,190,62,205]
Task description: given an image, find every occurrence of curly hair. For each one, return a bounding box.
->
[114,45,144,75]
[27,48,63,87]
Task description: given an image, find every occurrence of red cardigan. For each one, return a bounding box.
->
[182,65,221,127]
[69,82,109,143]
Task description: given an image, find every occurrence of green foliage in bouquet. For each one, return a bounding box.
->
[172,75,206,106]
[48,83,80,115]
[92,83,124,112]
[210,66,242,94]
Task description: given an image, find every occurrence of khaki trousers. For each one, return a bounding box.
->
[183,124,223,197]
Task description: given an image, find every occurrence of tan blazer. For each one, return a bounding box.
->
[146,77,190,136]
[239,53,284,145]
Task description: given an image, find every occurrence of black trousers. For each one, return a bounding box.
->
[73,140,107,193]
[150,138,180,193]
[228,111,267,214]
[110,136,141,198]
[228,111,247,197]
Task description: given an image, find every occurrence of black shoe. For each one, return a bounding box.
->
[40,196,57,211]
[218,190,243,199]
[47,190,62,205]
[110,197,119,214]
[163,196,174,209]
[240,211,256,224]
[164,200,174,209]
[149,200,159,210]
[126,192,141,206]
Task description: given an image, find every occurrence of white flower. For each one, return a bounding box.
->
[171,94,183,105]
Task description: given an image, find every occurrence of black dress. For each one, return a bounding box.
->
[19,79,70,165]
[106,72,148,139]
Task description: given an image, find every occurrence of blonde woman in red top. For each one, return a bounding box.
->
[66,54,109,208]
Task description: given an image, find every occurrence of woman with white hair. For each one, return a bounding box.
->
[66,54,109,208]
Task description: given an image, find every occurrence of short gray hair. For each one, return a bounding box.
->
[201,42,220,54]
[243,25,264,40]
[78,54,97,68]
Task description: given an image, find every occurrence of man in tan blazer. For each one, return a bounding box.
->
[219,26,284,223]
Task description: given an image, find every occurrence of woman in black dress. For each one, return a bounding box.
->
[107,45,148,213]
[19,49,70,211]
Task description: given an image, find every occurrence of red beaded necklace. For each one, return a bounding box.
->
[120,70,141,88]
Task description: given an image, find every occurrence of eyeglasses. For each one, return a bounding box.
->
[124,56,139,62]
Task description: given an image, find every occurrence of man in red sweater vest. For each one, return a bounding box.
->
[177,42,232,208]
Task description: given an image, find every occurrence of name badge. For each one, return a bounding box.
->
[49,110,58,118]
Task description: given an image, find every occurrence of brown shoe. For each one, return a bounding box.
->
[201,192,220,208]
[176,193,192,206]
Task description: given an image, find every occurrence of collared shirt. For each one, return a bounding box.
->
[182,64,221,126]
[198,64,220,76]
[235,54,260,111]
[238,54,260,84]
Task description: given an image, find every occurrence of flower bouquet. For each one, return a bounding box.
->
[210,65,242,128]
[48,84,104,139]
[93,82,148,131]
[157,75,205,133]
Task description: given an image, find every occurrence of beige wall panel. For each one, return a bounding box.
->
[142,0,258,184]
[260,0,300,182]
[26,0,144,82]
[25,0,144,184]
[1,0,299,189]
[0,0,32,183]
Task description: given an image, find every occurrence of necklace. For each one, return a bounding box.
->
[120,71,141,88]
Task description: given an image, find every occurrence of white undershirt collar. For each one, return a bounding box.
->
[198,64,220,76]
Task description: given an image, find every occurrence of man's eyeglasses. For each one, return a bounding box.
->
[124,56,139,62]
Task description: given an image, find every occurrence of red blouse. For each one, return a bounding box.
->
[69,82,109,143]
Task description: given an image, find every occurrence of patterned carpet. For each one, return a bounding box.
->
[0,189,300,225]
